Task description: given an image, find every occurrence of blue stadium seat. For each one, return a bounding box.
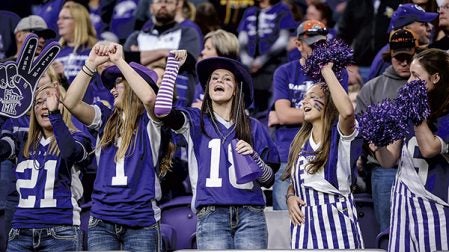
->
[354,193,380,248]
[0,209,5,252]
[160,195,197,250]
[160,223,176,251]
[376,228,389,250]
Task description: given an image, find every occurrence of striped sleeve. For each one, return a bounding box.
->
[154,53,180,117]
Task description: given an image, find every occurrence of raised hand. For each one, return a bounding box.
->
[46,87,60,113]
[170,50,187,66]
[0,34,60,118]
[107,43,124,63]
[86,42,111,70]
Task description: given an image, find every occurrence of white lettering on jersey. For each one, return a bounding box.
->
[111,137,128,186]
[16,160,57,208]
[206,139,253,189]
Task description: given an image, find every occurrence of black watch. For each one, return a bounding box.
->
[48,109,60,115]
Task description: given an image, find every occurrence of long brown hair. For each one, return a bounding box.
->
[282,83,338,179]
[200,76,252,145]
[413,49,449,121]
[24,73,77,158]
[98,79,144,161]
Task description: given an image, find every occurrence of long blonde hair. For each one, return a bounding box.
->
[282,83,338,179]
[24,68,77,158]
[98,79,144,161]
[59,1,97,52]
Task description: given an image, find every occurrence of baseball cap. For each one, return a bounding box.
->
[14,15,56,39]
[296,20,328,46]
[388,4,438,32]
[389,28,417,57]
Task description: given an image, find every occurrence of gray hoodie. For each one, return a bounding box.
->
[356,65,408,114]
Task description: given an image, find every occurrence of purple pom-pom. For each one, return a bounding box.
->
[302,39,353,83]
[358,99,408,147]
[396,79,430,125]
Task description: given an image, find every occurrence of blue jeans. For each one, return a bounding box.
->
[371,166,397,231]
[196,205,268,249]
[7,226,81,251]
[0,160,14,252]
[88,216,160,252]
[272,162,290,210]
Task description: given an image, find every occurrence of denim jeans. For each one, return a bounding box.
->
[371,166,397,231]
[88,216,160,252]
[196,205,268,249]
[7,226,81,251]
[272,162,290,210]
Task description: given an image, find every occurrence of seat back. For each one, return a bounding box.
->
[376,228,389,250]
[354,193,380,248]
[0,209,6,252]
[160,195,197,250]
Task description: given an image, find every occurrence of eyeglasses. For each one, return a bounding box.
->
[438,4,449,11]
[58,16,74,21]
[153,0,177,4]
[393,54,413,64]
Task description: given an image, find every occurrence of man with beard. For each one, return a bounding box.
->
[124,0,200,107]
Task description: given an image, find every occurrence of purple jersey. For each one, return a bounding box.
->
[238,2,297,57]
[56,46,91,84]
[272,60,313,162]
[12,130,90,228]
[89,102,162,227]
[1,114,92,229]
[176,108,279,211]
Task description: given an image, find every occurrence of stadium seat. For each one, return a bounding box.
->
[160,195,197,250]
[160,223,176,251]
[354,193,379,248]
[0,209,5,252]
[376,228,389,250]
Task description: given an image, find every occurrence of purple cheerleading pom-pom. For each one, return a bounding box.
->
[358,99,408,147]
[396,79,430,125]
[302,39,353,83]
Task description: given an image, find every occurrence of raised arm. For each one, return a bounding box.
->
[47,90,91,162]
[107,43,157,115]
[154,50,186,117]
[321,63,355,135]
[63,43,110,125]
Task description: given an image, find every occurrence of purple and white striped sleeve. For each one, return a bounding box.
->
[154,53,181,117]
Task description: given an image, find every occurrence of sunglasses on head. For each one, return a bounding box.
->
[298,28,328,37]
[393,54,413,64]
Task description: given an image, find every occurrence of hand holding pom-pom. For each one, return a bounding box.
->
[302,39,353,84]
[358,99,408,147]
[396,79,430,125]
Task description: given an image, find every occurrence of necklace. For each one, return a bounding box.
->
[209,109,236,143]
